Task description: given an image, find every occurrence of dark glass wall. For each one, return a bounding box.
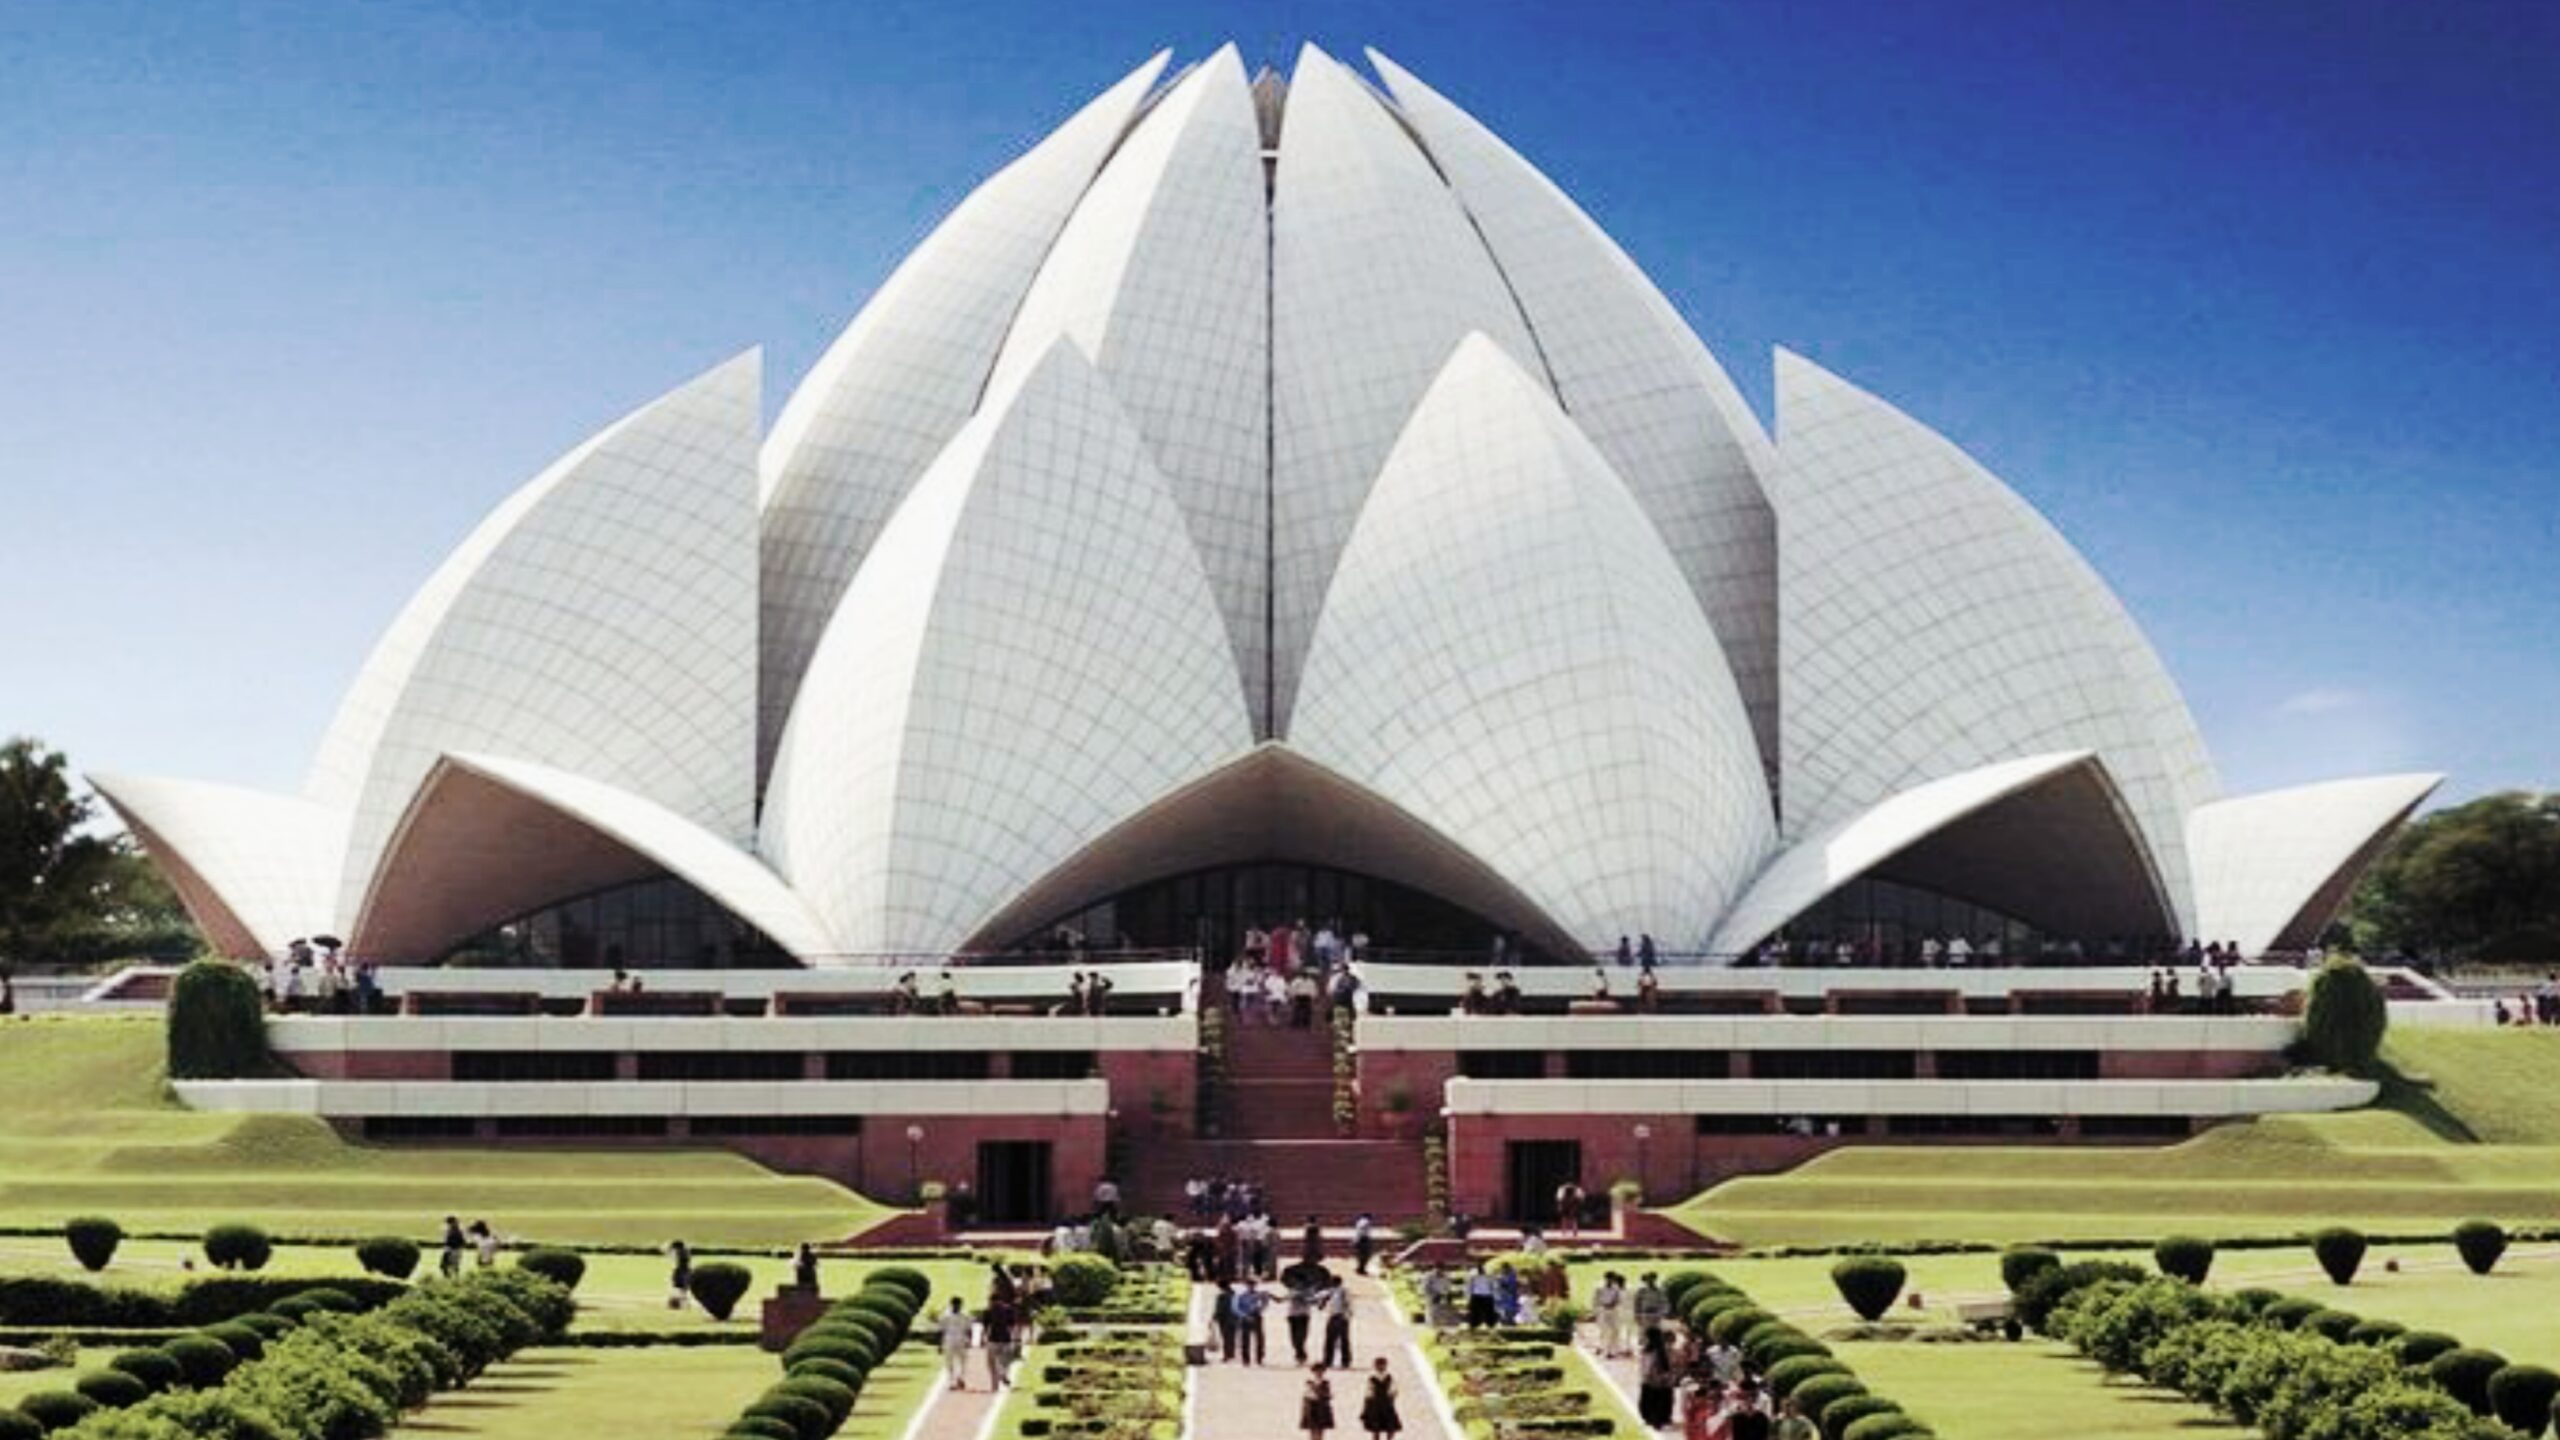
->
[440,874,794,969]
[1019,861,1514,962]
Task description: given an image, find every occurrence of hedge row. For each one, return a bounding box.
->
[3,1269,572,1440]
[0,1276,410,1330]
[1661,1269,1930,1440]
[722,1266,934,1440]
[2043,1268,2555,1439]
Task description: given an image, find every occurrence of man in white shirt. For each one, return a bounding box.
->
[1946,935,1972,968]
[938,1297,976,1389]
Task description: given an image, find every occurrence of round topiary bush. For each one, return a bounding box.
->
[2346,1318,2406,1347]
[166,960,269,1080]
[1708,1306,1775,1345]
[742,1389,833,1440]
[774,1373,857,1427]
[0,1409,40,1440]
[162,1333,237,1387]
[201,1223,272,1273]
[2000,1247,2061,1295]
[2227,1288,2284,1316]
[2311,1227,2368,1286]
[1842,1415,1930,1440]
[783,1335,875,1377]
[2488,1364,2560,1436]
[1821,1392,1901,1439]
[1686,1288,1750,1329]
[272,1287,360,1321]
[2299,958,2388,1075]
[2455,1220,2510,1277]
[15,1391,97,1432]
[1766,1354,1850,1398]
[1661,1271,1710,1310]
[2397,1331,2464,1368]
[104,1349,182,1394]
[861,1266,930,1307]
[2431,1348,2510,1416]
[689,1262,755,1322]
[356,1236,421,1280]
[1830,1257,1907,1322]
[1047,1254,1118,1308]
[2260,1296,2322,1331]
[799,1319,884,1358]
[2302,1309,2361,1343]
[2152,1235,2214,1284]
[1752,1333,1832,1371]
[725,1420,800,1440]
[786,1356,864,1392]
[72,1370,148,1410]
[64,1217,123,1273]
[517,1248,587,1291]
[1790,1374,1867,1428]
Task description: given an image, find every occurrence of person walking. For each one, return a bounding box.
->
[1360,1356,1403,1439]
[1234,1281,1270,1365]
[982,1292,1019,1388]
[470,1219,499,1269]
[1632,1272,1669,1336]
[1464,1263,1498,1329]
[1213,1281,1240,1362]
[440,1216,466,1279]
[1286,1281,1315,1364]
[1321,1280,1354,1368]
[1592,1271,1630,1357]
[666,1240,692,1310]
[1352,1213,1376,1275]
[1301,1364,1337,1440]
[937,1296,975,1389]
[1638,1325,1677,1430]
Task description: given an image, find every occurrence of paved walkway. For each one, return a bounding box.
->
[1188,1274,1457,1440]
[902,1355,1002,1440]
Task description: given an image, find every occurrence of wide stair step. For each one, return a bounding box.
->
[1125,1138,1429,1225]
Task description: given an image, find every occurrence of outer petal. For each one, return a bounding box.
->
[88,774,344,959]
[761,340,1256,957]
[348,754,834,963]
[984,46,1270,725]
[758,52,1170,767]
[1368,49,1781,776]
[320,353,762,927]
[1773,350,2218,921]
[1709,752,2175,955]
[1268,44,1547,730]
[1291,335,1775,953]
[2187,773,2443,956]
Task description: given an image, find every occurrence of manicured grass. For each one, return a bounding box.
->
[1836,1339,2245,1439]
[387,1344,778,1438]
[0,1348,94,1406]
[0,1016,888,1247]
[1671,1028,2560,1246]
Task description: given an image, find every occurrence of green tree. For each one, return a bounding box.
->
[0,737,198,969]
[2349,792,2560,961]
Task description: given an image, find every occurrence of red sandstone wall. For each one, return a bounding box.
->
[1355,1050,1459,1140]
[1096,1051,1199,1141]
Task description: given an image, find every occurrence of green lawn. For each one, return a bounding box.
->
[388,1344,779,1439]
[1837,1340,2245,1439]
[1671,1028,2560,1246]
[0,1016,889,1247]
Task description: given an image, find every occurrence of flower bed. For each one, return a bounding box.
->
[1003,1262,1184,1440]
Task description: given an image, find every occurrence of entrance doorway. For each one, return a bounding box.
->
[976,1140,1054,1225]
[1504,1139,1583,1224]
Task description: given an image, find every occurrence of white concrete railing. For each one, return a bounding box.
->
[1357,1014,2297,1054]
[265,1014,1195,1054]
[174,1077,1112,1118]
[1350,961,2308,1003]
[1440,1074,2376,1118]
[374,959,1196,1007]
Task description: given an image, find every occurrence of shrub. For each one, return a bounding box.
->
[1766,1354,1850,1397]
[2260,1296,2322,1331]
[167,960,269,1079]
[2152,1235,2214,1284]
[64,1218,123,1274]
[862,1265,930,1307]
[742,1389,834,1440]
[2312,1227,2368,1285]
[164,1332,239,1387]
[689,1262,755,1322]
[105,1348,183,1394]
[2302,1308,2361,1343]
[785,1333,877,1373]
[2000,1247,2061,1295]
[355,1236,421,1280]
[234,1313,294,1339]
[1660,1271,1711,1311]
[2431,1348,2510,1416]
[2346,1318,2406,1347]
[2489,1364,2560,1436]
[2015,1260,2145,1334]
[2455,1220,2509,1276]
[1751,1332,1833,1371]
[15,1391,96,1432]
[787,1356,864,1392]
[0,1412,37,1440]
[201,1224,272,1273]
[73,1369,149,1409]
[727,1420,801,1440]
[2398,1331,2465,1368]
[1789,1374,1867,1426]
[1820,1393,1901,1439]
[271,1288,360,1321]
[797,1322,882,1364]
[1048,1254,1118,1308]
[1842,1416,1929,1440]
[1708,1306,1775,1345]
[775,1372,858,1426]
[2298,958,2388,1075]
[1685,1288,1751,1329]
[1830,1257,1907,1322]
[518,1248,587,1292]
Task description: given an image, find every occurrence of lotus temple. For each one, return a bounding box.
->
[98,45,2446,1225]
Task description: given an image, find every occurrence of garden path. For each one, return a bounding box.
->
[1186,1274,1457,1440]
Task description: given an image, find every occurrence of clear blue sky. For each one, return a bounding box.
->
[4,0,2553,806]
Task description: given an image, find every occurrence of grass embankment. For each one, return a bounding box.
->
[1673,1028,2560,1246]
[385,1345,779,1438]
[0,1015,888,1247]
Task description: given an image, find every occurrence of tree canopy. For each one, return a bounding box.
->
[2347,792,2560,962]
[0,736,196,970]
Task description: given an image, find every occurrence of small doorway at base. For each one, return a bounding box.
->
[976,1140,1054,1226]
[1504,1139,1583,1225]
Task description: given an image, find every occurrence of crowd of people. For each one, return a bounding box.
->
[1593,1272,1818,1440]
[2495,973,2560,1026]
[1223,922,1363,1028]
[933,1260,1041,1391]
[260,938,381,1013]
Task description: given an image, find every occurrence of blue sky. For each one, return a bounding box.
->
[4,0,2553,806]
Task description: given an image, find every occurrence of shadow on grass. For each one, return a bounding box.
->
[2373,1062,2481,1143]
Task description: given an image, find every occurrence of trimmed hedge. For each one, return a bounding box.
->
[356,1237,421,1280]
[72,1368,149,1409]
[63,1219,122,1275]
[518,1248,587,1292]
[165,1332,240,1386]
[15,1391,96,1432]
[2398,1332,2464,1368]
[1049,1255,1118,1308]
[1789,1373,1867,1421]
[2454,1220,2509,1277]
[2152,1235,2214,1285]
[0,1408,38,1440]
[2000,1247,2060,1295]
[1841,1416,1930,1440]
[167,960,269,1079]
[1830,1258,1906,1321]
[105,1347,183,1394]
[2303,1308,2361,1343]
[1765,1355,1849,1398]
[863,1266,930,1307]
[202,1224,273,1273]
[726,1419,800,1440]
[742,1389,834,1440]
[2299,958,2387,1075]
[787,1356,864,1391]
[2346,1318,2406,1347]
[2488,1364,2560,1437]
[1820,1393,1902,1439]
[1707,1306,1775,1345]
[2430,1348,2509,1416]
[2311,1227,2368,1286]
[690,1262,754,1322]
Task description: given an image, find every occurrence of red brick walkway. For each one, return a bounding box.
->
[1187,1275,1457,1440]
